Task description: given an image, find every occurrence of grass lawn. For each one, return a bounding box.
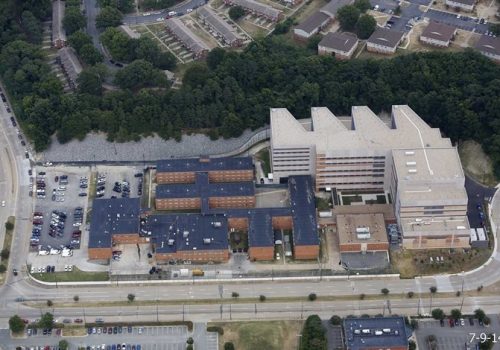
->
[31,266,109,282]
[212,320,303,350]
[255,148,271,176]
[391,247,492,278]
[0,216,15,284]
[62,326,87,337]
[341,195,362,205]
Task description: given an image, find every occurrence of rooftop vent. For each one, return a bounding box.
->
[408,169,417,173]
[405,151,415,155]
[406,161,416,166]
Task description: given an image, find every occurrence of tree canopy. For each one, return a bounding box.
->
[96,6,123,28]
[354,0,371,12]
[300,315,327,350]
[431,308,445,320]
[98,0,135,13]
[356,14,376,39]
[229,6,246,21]
[9,315,25,333]
[337,5,360,31]
[63,7,86,35]
[38,312,54,329]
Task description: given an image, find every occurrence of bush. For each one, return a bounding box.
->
[47,300,53,307]
[186,337,194,345]
[1,248,10,260]
[308,293,317,301]
[228,6,245,21]
[127,294,135,302]
[9,315,25,333]
[207,326,224,335]
[0,264,6,273]
[231,292,239,298]
[381,288,389,295]
[224,342,235,350]
[5,222,14,231]
[259,295,266,302]
[186,345,193,350]
[407,291,415,298]
[73,295,79,302]
[330,315,342,325]
[359,293,365,300]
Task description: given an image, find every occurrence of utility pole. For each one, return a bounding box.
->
[182,304,185,322]
[229,304,232,320]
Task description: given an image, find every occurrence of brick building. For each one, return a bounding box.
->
[337,213,389,253]
[420,21,456,47]
[367,27,404,54]
[88,198,141,260]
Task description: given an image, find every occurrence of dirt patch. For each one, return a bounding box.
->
[391,246,492,278]
[62,326,87,337]
[212,320,303,350]
[475,0,499,21]
[459,140,497,187]
[368,10,391,26]
[450,29,482,48]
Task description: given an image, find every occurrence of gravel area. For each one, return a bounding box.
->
[38,128,269,163]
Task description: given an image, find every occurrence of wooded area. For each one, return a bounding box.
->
[0,0,499,176]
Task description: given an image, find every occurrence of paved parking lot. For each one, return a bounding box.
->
[425,9,490,33]
[416,317,500,350]
[1,326,209,350]
[95,165,144,200]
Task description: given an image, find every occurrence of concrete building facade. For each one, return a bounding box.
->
[270,105,470,250]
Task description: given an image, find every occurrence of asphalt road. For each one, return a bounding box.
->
[465,176,496,228]
[122,0,207,25]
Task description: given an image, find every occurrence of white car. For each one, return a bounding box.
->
[68,265,73,272]
[61,250,73,257]
[30,266,36,274]
[186,8,193,13]
[49,248,61,255]
[38,250,49,256]
[156,17,164,21]
[1,200,5,207]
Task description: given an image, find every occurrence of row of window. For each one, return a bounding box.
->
[317,168,385,173]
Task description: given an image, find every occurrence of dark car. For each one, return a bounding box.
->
[13,269,18,276]
[128,325,132,333]
[51,266,55,273]
[469,318,474,326]
[113,326,118,334]
[21,140,26,146]
[118,326,122,333]
[440,319,444,327]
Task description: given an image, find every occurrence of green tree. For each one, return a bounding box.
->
[207,47,226,70]
[330,315,342,325]
[354,0,371,12]
[127,293,135,302]
[96,6,123,29]
[100,27,131,61]
[68,31,94,52]
[98,0,135,13]
[431,308,445,320]
[228,6,245,21]
[77,66,105,95]
[300,315,327,350]
[9,315,25,334]
[355,14,376,39]
[5,222,14,231]
[381,288,390,295]
[407,291,415,298]
[114,60,165,89]
[79,44,103,65]
[47,300,53,307]
[479,335,494,350]
[58,340,69,350]
[474,309,486,322]
[231,292,239,298]
[408,340,416,350]
[39,312,54,329]
[394,5,401,15]
[182,63,210,88]
[186,337,194,345]
[1,248,9,260]
[224,342,235,350]
[0,265,6,273]
[308,293,317,301]
[221,113,244,138]
[63,7,86,35]
[450,309,461,320]
[337,5,360,31]
[259,295,266,302]
[307,34,322,52]
[21,11,43,44]
[73,295,79,302]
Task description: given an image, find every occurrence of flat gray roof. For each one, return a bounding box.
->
[344,316,410,350]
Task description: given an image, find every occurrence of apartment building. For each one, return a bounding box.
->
[224,0,282,21]
[165,18,209,59]
[367,27,404,54]
[270,105,470,249]
[474,35,500,63]
[445,0,475,11]
[318,32,359,59]
[420,21,456,47]
[197,7,243,47]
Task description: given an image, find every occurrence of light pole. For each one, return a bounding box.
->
[460,271,465,313]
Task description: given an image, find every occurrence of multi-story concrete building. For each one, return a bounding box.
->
[270,105,470,249]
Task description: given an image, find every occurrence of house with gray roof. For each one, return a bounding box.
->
[58,47,82,89]
[165,18,210,59]
[197,7,243,47]
[420,21,456,47]
[293,11,331,40]
[445,0,475,11]
[318,32,358,59]
[474,34,500,62]
[367,27,404,54]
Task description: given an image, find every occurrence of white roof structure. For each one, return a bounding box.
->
[197,7,241,45]
[165,18,209,56]
[270,105,452,154]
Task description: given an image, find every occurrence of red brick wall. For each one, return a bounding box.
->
[272,216,293,230]
[88,247,112,260]
[249,246,274,261]
[156,249,229,262]
[112,233,148,245]
[155,198,201,210]
[209,170,253,183]
[339,243,362,252]
[294,245,319,260]
[228,217,249,231]
[156,171,196,184]
[367,242,389,251]
[209,196,255,209]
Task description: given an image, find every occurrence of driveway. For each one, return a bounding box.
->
[465,176,496,229]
